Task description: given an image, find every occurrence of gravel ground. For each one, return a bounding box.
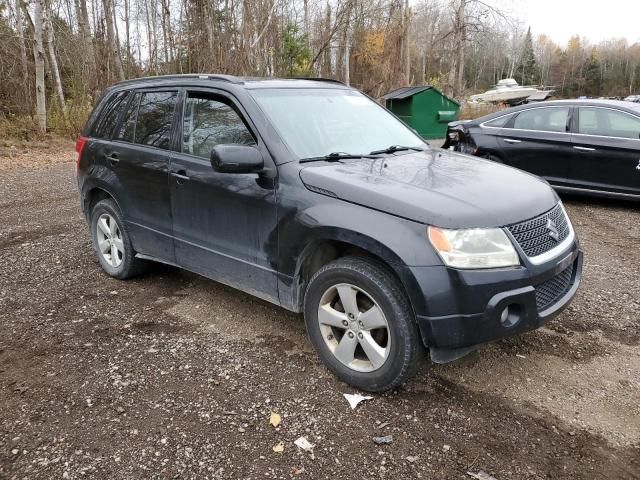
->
[0,147,639,479]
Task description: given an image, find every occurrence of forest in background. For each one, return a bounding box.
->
[0,0,639,135]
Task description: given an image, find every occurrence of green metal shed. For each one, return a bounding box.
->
[382,86,460,140]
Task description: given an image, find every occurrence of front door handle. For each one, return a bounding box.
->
[503,138,521,144]
[573,146,595,152]
[171,170,190,183]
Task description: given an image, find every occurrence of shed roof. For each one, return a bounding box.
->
[381,85,460,106]
[381,86,432,100]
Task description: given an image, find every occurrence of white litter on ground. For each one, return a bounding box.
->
[343,393,373,409]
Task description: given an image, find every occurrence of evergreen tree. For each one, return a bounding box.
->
[278,24,312,77]
[583,49,602,96]
[517,27,539,86]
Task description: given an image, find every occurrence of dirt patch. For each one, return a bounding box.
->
[0,160,639,479]
[0,137,74,172]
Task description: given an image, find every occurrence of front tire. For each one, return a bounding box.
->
[90,199,147,279]
[304,257,420,392]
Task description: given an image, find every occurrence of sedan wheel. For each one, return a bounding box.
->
[318,283,391,372]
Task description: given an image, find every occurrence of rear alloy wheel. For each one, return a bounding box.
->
[304,257,420,392]
[95,213,124,268]
[90,199,147,279]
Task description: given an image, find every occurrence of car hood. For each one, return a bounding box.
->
[299,149,558,228]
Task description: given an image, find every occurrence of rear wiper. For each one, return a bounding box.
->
[369,145,425,155]
[299,152,377,163]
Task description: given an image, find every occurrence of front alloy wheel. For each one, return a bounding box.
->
[318,283,390,372]
[304,256,421,392]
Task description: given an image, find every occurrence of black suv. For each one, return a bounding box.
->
[77,75,583,392]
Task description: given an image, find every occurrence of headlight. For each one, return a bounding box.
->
[428,226,519,269]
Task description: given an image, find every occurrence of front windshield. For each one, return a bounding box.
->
[250,88,425,159]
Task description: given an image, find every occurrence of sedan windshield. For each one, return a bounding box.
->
[250,88,425,160]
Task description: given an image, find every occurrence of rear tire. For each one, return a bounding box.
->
[90,199,147,279]
[304,256,420,392]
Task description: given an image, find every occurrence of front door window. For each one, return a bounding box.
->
[182,95,255,159]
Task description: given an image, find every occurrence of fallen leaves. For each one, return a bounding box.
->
[270,412,281,428]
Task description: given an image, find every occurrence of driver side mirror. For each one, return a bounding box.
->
[211,144,264,174]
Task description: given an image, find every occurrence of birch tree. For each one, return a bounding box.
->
[45,8,67,117]
[15,0,30,103]
[33,0,47,131]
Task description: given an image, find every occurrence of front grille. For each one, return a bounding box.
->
[535,263,574,311]
[507,204,570,258]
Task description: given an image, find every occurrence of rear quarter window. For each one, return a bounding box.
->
[483,114,512,128]
[91,91,129,139]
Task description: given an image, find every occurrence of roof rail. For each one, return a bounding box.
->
[114,74,244,86]
[289,77,346,85]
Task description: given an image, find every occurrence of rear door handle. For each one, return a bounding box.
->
[573,146,595,152]
[105,152,119,164]
[503,138,521,144]
[171,170,190,183]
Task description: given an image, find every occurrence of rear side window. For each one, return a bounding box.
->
[92,91,128,139]
[135,91,178,149]
[182,94,255,159]
[115,92,140,142]
[513,107,569,133]
[578,107,640,139]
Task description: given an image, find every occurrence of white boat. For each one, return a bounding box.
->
[470,79,551,105]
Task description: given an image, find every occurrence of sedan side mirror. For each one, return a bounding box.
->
[211,144,264,174]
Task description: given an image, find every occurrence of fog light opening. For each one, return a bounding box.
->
[500,304,522,328]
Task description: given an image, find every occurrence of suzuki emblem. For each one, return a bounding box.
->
[546,218,560,241]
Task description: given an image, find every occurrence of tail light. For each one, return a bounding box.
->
[75,136,88,174]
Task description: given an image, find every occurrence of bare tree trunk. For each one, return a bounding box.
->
[74,0,95,73]
[456,26,465,95]
[448,0,466,97]
[33,0,47,131]
[251,0,277,49]
[143,0,155,72]
[161,0,174,66]
[303,0,309,43]
[160,0,169,66]
[403,0,410,84]
[111,2,124,72]
[45,9,67,117]
[321,3,332,77]
[103,0,125,80]
[124,0,131,74]
[344,28,350,86]
[15,0,30,103]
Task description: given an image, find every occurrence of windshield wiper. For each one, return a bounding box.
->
[299,152,377,163]
[369,145,425,155]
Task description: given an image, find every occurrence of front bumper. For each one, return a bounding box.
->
[405,246,582,361]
